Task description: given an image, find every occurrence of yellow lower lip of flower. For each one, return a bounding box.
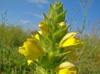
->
[27,60,33,65]
[57,68,77,74]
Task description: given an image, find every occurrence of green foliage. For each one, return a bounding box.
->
[0,1,100,74]
[0,23,34,74]
[0,44,35,74]
[75,29,100,74]
[0,23,29,47]
[0,26,100,74]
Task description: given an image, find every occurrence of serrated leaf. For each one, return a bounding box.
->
[53,26,69,43]
[43,13,48,23]
[48,4,57,19]
[54,10,67,23]
[54,3,63,14]
[38,32,50,52]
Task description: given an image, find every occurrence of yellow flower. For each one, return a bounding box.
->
[38,22,49,34]
[18,38,45,61]
[59,32,83,48]
[55,62,77,74]
[59,32,83,61]
[59,32,77,47]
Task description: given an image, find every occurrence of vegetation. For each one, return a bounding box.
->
[0,22,100,74]
[0,1,100,74]
[0,18,100,74]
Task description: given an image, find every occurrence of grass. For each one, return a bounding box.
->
[0,44,35,74]
[0,23,100,74]
[76,35,100,74]
[0,24,35,74]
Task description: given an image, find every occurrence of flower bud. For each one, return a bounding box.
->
[59,22,66,28]
[38,22,49,34]
[31,31,42,40]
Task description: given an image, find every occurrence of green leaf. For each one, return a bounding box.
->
[54,2,63,14]
[48,4,57,19]
[53,26,70,43]
[54,10,67,23]
[43,13,49,23]
[38,32,50,52]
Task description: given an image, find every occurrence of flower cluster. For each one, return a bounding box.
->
[18,2,83,74]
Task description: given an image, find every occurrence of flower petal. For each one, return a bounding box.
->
[18,38,45,60]
[27,60,33,65]
[57,67,77,74]
[60,37,83,48]
[31,31,42,40]
[59,32,77,47]
[58,62,75,69]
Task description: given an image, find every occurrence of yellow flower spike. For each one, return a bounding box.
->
[27,60,33,65]
[59,32,77,47]
[59,22,66,28]
[55,62,77,74]
[38,22,49,34]
[18,38,45,60]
